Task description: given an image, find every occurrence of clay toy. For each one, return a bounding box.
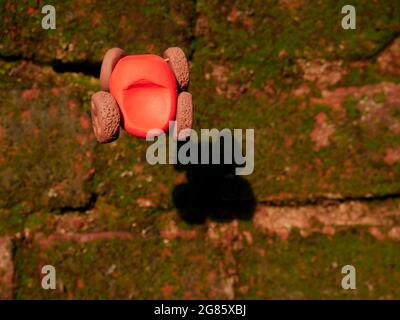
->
[91,47,193,143]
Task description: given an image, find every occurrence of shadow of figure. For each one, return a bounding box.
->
[172,137,256,224]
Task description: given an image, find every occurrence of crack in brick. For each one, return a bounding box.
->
[36,231,133,248]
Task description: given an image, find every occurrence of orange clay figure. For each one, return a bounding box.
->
[90,47,193,143]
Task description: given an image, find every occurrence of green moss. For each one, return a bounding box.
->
[342,64,400,87]
[188,1,400,202]
[0,60,96,212]
[373,91,386,104]
[194,0,399,90]
[391,107,400,119]
[15,232,228,299]
[2,0,400,301]
[343,95,360,119]
[13,225,400,299]
[236,228,400,299]
[313,104,333,116]
[0,206,25,236]
[1,0,195,63]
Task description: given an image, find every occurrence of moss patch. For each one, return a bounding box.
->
[1,0,195,64]
[236,227,400,299]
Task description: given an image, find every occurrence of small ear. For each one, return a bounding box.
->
[163,47,189,91]
[91,91,121,143]
[174,92,193,141]
[100,48,125,91]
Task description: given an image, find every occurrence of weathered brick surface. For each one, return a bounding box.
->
[0,237,14,300]
[1,0,195,63]
[2,1,400,300]
[0,61,96,212]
